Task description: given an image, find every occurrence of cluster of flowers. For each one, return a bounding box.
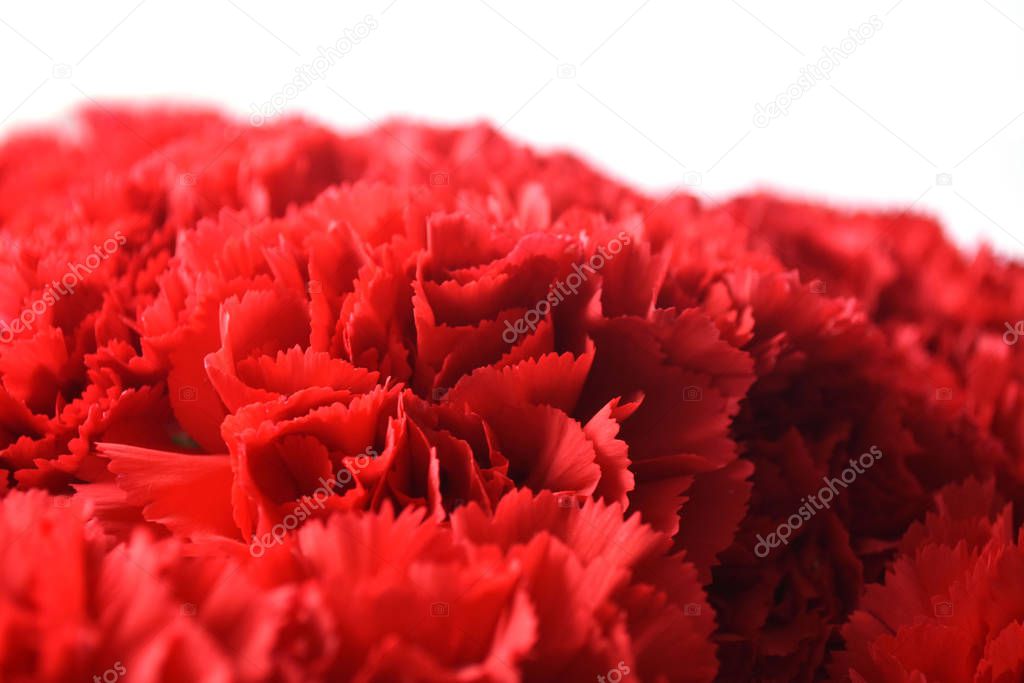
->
[0,107,1022,682]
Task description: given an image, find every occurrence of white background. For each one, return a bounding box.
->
[2,1,1022,256]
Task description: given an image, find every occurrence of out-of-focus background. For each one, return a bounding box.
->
[2,1,1022,255]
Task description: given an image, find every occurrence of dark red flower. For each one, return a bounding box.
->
[836,479,1024,683]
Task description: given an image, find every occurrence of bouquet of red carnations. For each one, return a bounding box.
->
[1,108,1022,683]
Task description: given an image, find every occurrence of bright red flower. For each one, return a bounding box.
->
[0,487,716,682]
[0,106,1021,682]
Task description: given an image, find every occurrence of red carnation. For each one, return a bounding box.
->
[1,107,1022,682]
[836,479,1024,683]
[0,487,717,682]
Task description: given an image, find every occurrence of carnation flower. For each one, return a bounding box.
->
[835,479,1024,683]
[0,106,1021,682]
[0,487,716,682]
